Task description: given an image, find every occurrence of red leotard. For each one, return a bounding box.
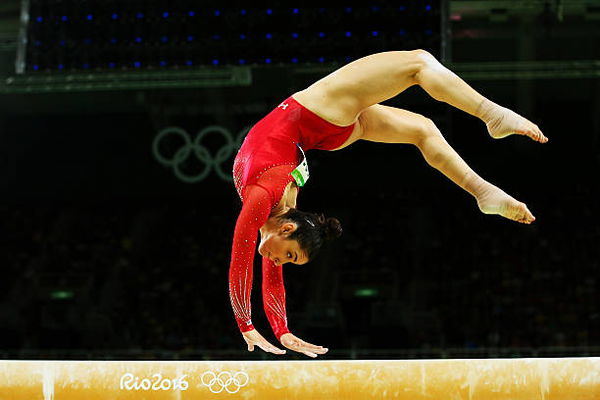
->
[229,95,354,339]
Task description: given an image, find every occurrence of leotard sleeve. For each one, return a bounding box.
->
[229,164,296,336]
[262,257,290,340]
[229,185,273,333]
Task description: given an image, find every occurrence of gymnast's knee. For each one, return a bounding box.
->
[409,49,439,82]
[415,117,442,143]
[414,119,446,166]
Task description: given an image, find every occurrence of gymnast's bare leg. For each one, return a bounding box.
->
[294,50,547,224]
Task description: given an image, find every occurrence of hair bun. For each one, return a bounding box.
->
[323,217,343,241]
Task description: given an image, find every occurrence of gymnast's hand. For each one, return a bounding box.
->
[279,333,329,358]
[242,329,286,355]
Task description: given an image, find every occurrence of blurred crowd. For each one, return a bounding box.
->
[0,188,598,356]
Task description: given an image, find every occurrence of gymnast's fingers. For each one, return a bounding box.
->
[299,339,326,348]
[287,342,327,357]
[257,341,286,355]
[302,345,328,355]
[298,340,329,353]
[301,350,318,358]
[285,341,318,358]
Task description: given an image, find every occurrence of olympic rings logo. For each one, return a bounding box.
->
[200,371,249,394]
[152,125,249,183]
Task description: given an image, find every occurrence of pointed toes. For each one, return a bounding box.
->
[513,202,535,224]
[531,124,548,143]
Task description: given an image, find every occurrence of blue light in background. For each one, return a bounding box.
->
[133,61,141,68]
[32,65,39,71]
[291,57,298,63]
[212,59,219,65]
[159,61,167,67]
[58,64,64,70]
[109,62,116,69]
[36,16,43,22]
[186,60,193,66]
[83,63,90,69]
[23,4,436,70]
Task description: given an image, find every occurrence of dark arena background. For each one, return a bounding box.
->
[0,1,599,398]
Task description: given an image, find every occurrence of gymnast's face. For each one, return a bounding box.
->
[258,222,308,266]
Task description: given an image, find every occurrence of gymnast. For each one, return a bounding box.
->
[229,50,547,358]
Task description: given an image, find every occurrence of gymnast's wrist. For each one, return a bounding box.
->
[238,320,255,333]
[275,328,290,341]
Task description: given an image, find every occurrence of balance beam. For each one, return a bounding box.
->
[0,358,598,399]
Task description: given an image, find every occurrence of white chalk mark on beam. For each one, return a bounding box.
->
[42,364,54,400]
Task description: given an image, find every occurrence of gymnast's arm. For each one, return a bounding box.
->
[229,185,286,355]
[262,257,291,339]
[262,247,330,358]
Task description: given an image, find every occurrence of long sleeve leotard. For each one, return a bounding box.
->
[229,95,354,339]
[228,167,295,339]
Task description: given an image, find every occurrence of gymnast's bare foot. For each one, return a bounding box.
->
[476,183,536,224]
[477,99,548,143]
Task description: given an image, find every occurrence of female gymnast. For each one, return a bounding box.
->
[229,50,547,358]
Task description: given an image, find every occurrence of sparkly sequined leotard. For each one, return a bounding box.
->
[229,95,354,339]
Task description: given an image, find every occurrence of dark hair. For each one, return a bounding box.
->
[279,208,342,260]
